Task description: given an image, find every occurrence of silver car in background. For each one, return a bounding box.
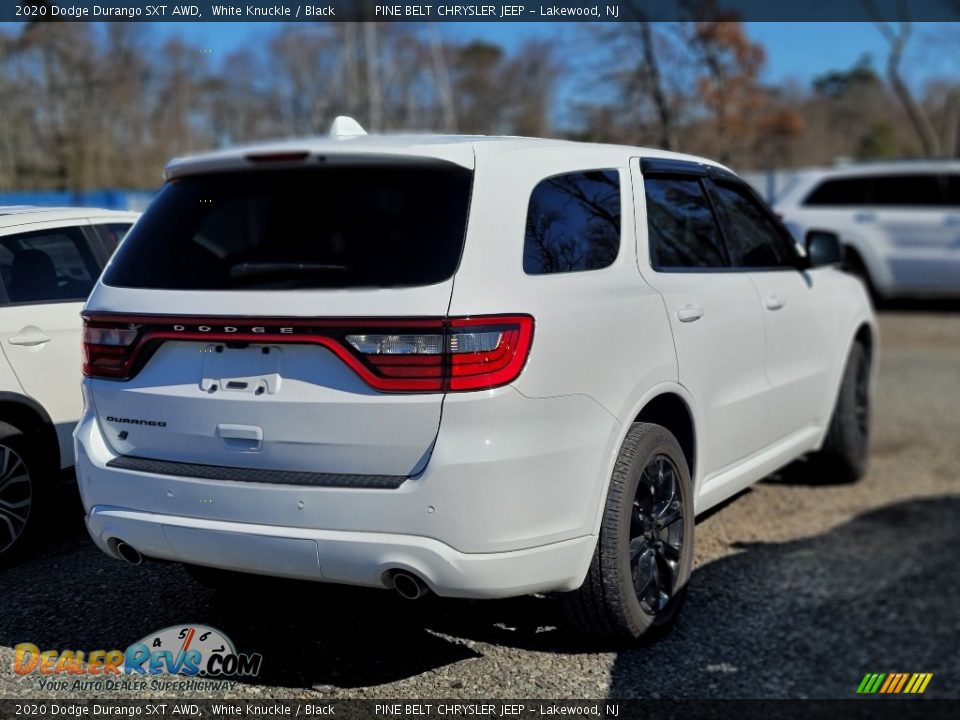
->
[776,161,960,300]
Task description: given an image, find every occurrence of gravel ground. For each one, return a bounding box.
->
[1,309,958,700]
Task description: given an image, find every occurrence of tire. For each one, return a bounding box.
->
[561,422,695,643]
[0,421,45,567]
[815,342,871,483]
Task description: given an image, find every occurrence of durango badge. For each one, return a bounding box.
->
[105,416,167,427]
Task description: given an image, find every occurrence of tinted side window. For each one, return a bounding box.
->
[0,227,100,304]
[946,175,960,205]
[803,178,870,206]
[523,170,620,275]
[644,176,727,269]
[712,182,798,269]
[805,173,960,207]
[871,174,946,206]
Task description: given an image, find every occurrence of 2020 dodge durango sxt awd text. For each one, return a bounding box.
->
[76,123,876,640]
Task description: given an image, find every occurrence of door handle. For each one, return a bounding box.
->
[854,212,877,224]
[764,295,786,311]
[676,305,704,323]
[945,214,960,227]
[8,329,51,346]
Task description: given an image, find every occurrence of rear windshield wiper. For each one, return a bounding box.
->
[229,262,351,279]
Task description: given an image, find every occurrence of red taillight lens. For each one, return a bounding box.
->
[448,317,534,391]
[82,322,140,379]
[342,316,534,391]
[81,315,534,393]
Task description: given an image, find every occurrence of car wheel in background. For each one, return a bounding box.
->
[561,422,695,643]
[0,421,45,567]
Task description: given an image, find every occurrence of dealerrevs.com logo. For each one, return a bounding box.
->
[14,625,262,691]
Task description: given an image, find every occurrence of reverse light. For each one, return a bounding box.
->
[345,334,445,355]
[82,315,534,393]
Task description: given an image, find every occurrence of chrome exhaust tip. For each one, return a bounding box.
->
[115,541,143,566]
[392,571,429,600]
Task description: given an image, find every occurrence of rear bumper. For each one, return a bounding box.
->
[75,385,619,598]
[85,506,597,598]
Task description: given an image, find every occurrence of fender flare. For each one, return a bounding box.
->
[588,382,701,537]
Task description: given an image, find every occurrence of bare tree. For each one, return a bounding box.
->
[428,25,457,131]
[867,1,942,156]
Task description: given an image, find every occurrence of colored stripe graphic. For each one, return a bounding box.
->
[856,673,886,694]
[857,672,932,694]
[893,673,909,693]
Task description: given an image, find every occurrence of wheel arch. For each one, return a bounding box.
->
[0,392,61,474]
[589,384,701,538]
[633,392,696,484]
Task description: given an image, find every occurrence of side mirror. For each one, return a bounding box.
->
[805,230,842,268]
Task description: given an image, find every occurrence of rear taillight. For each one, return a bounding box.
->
[82,315,534,393]
[82,322,140,379]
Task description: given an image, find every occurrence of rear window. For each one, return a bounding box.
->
[103,165,473,290]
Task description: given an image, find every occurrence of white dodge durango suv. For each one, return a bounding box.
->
[76,123,875,640]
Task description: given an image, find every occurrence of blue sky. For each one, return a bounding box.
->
[145,21,958,87]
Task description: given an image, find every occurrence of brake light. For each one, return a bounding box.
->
[244,151,310,163]
[82,323,139,379]
[82,315,534,393]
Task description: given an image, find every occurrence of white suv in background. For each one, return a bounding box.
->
[76,123,875,640]
[0,206,137,563]
[776,161,960,300]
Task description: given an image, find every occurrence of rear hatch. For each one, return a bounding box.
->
[83,160,474,478]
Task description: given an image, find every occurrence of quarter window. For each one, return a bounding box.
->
[644,176,727,269]
[523,170,621,275]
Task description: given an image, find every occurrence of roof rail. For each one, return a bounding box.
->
[329,116,367,139]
